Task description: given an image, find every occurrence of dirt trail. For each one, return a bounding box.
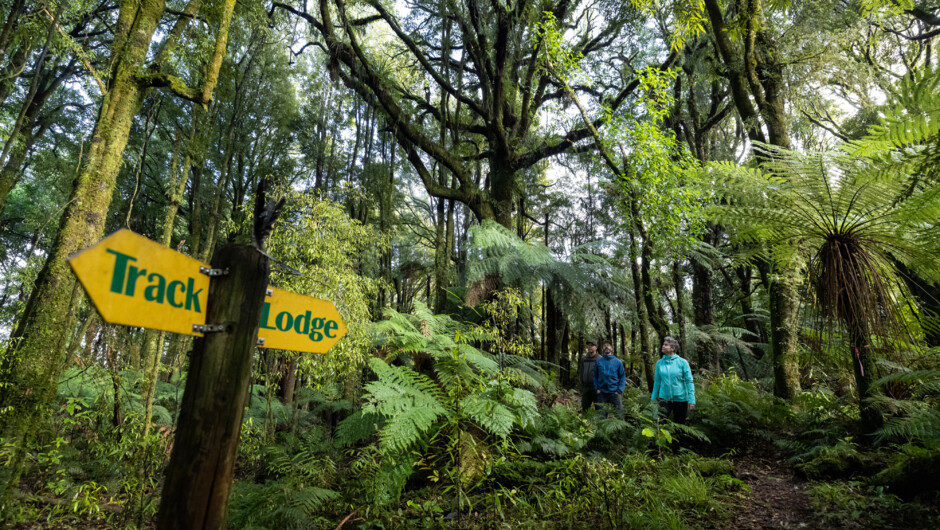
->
[727,455,815,529]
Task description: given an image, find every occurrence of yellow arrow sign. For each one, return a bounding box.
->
[69,230,210,336]
[257,287,347,353]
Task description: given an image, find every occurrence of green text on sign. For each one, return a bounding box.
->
[257,287,347,353]
[68,230,210,336]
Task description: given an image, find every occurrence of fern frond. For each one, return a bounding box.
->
[461,393,515,439]
[334,410,380,446]
[362,358,447,453]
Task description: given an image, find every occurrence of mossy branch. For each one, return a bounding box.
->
[136,72,203,104]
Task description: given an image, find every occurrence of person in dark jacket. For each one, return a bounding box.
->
[578,340,599,413]
[594,340,625,419]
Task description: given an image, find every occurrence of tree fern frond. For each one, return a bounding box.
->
[461,393,515,439]
[334,410,380,446]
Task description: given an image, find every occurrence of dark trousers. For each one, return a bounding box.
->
[581,385,596,412]
[595,392,623,419]
[659,400,689,424]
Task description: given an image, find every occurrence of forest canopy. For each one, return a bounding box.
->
[0,0,939,528]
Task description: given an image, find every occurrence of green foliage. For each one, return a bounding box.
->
[692,372,791,447]
[263,191,389,385]
[533,12,588,84]
[337,305,543,504]
[362,357,448,454]
[871,364,940,448]
[807,479,936,529]
[229,428,342,529]
[848,64,940,187]
[486,453,743,528]
[465,220,628,331]
[629,0,708,51]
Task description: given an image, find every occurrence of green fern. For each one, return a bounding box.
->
[227,480,339,529]
[872,365,940,447]
[465,220,630,329]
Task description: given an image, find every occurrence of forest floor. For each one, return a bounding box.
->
[728,454,815,529]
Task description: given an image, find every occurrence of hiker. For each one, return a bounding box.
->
[650,336,695,424]
[578,339,599,413]
[594,340,625,419]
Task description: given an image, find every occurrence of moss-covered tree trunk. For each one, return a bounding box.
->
[0,0,236,502]
[673,260,688,358]
[704,0,801,399]
[140,129,194,437]
[769,263,802,400]
[0,0,169,501]
[433,190,448,312]
[629,227,655,391]
[737,264,768,352]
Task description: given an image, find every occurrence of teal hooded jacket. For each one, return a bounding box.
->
[650,355,695,405]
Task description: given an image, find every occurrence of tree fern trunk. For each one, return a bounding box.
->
[847,309,883,435]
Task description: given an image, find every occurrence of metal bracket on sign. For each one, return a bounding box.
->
[199,266,229,277]
[193,324,227,333]
[265,288,273,296]
[257,338,265,346]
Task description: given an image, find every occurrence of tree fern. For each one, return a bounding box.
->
[872,365,940,447]
[227,480,339,530]
[848,64,940,186]
[333,409,380,447]
[709,143,940,431]
[361,358,447,454]
[465,220,630,330]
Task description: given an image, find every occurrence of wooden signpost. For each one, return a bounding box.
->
[68,229,346,529]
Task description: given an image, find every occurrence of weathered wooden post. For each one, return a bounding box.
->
[156,244,269,529]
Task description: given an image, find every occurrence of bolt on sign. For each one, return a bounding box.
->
[258,287,347,354]
[69,230,211,336]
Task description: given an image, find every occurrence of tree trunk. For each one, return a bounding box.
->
[105,343,123,429]
[279,357,297,406]
[200,121,237,262]
[0,0,170,500]
[433,193,448,313]
[629,227,654,391]
[737,265,768,354]
[673,260,687,358]
[691,254,719,371]
[704,0,800,393]
[546,287,560,368]
[769,261,801,400]
[847,319,882,435]
[560,317,571,386]
[140,121,194,437]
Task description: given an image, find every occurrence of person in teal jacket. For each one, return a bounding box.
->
[650,336,695,424]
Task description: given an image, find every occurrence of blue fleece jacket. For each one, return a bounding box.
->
[593,354,626,393]
[650,355,695,405]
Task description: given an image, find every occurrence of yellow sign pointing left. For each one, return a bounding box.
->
[69,230,210,336]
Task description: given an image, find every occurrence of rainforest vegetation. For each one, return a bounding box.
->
[1,0,939,528]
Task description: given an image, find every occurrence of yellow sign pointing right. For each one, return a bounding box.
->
[257,287,346,353]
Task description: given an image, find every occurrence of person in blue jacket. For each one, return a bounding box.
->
[650,336,695,424]
[594,340,625,419]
